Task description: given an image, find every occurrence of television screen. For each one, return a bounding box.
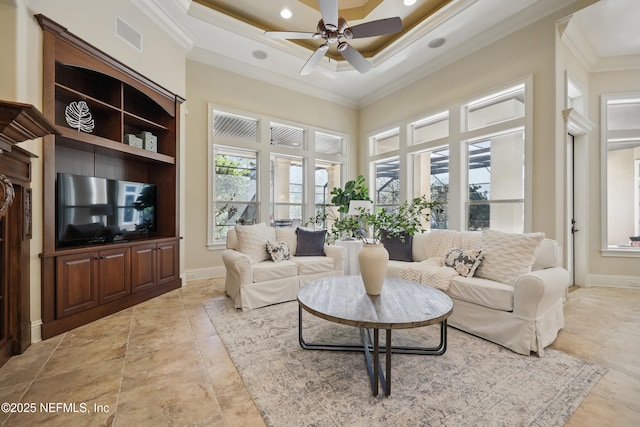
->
[56,173,157,247]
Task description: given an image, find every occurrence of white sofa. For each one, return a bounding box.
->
[223,225,343,311]
[385,229,568,356]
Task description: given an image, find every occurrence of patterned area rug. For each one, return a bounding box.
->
[204,298,606,427]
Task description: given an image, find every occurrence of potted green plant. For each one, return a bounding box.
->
[330,175,370,214]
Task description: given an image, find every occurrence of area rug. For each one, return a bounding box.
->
[204,298,606,427]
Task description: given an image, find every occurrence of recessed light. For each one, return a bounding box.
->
[404,0,417,6]
[280,8,292,19]
[252,50,268,60]
[429,38,446,48]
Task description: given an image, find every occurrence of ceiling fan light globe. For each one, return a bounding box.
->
[337,42,347,52]
[343,28,353,39]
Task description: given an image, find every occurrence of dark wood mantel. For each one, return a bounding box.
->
[0,100,55,368]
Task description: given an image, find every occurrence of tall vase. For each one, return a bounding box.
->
[358,243,389,295]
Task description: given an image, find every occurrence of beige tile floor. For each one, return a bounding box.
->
[0,279,638,426]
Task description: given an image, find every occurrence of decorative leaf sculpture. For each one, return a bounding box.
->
[65,101,95,133]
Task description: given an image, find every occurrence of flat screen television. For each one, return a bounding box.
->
[56,173,157,248]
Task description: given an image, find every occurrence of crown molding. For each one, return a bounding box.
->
[133,0,195,51]
[187,47,359,108]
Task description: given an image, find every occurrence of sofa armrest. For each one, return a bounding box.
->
[512,267,570,319]
[323,244,344,273]
[222,249,253,287]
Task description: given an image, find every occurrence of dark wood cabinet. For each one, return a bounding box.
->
[131,239,179,292]
[37,15,184,339]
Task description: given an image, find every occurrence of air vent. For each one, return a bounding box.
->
[116,16,143,52]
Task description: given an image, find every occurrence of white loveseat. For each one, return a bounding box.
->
[385,229,568,356]
[223,224,343,311]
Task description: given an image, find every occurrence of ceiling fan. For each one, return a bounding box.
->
[264,0,402,75]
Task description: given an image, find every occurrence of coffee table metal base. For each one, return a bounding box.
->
[298,305,448,396]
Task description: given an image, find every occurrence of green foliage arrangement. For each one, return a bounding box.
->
[336,195,441,244]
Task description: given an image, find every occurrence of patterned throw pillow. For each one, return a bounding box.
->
[475,229,545,286]
[444,248,483,277]
[266,241,291,262]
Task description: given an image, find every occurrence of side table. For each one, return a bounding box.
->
[335,239,363,275]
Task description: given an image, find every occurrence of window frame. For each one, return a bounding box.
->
[207,104,348,248]
[366,77,532,233]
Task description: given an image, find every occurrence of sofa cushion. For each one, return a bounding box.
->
[532,238,562,271]
[448,275,514,312]
[266,241,291,262]
[293,256,334,275]
[252,259,298,282]
[444,248,483,277]
[295,228,326,256]
[235,222,274,263]
[276,227,298,256]
[381,230,413,261]
[475,229,544,286]
[418,230,482,262]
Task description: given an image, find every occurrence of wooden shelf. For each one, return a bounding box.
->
[56,128,175,164]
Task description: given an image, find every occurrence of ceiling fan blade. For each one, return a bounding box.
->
[318,0,339,30]
[338,42,372,74]
[264,31,317,40]
[346,17,402,39]
[300,44,329,75]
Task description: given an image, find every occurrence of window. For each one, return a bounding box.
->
[316,132,343,155]
[212,147,258,241]
[413,146,449,229]
[602,95,640,250]
[271,122,304,149]
[374,158,400,209]
[411,112,449,145]
[271,154,304,227]
[465,84,524,132]
[467,130,525,232]
[372,128,399,155]
[313,160,341,230]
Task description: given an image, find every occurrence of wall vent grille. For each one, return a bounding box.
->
[116,16,143,52]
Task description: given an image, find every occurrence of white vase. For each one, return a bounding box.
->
[358,243,389,295]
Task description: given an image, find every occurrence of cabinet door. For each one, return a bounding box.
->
[56,252,99,318]
[131,243,157,292]
[98,247,131,304]
[156,240,178,286]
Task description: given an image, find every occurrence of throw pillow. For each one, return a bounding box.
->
[295,228,326,256]
[444,248,483,277]
[266,241,291,262]
[235,222,272,263]
[381,230,413,262]
[475,229,545,286]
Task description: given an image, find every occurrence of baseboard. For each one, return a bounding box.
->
[588,274,640,288]
[31,319,43,344]
[184,266,226,281]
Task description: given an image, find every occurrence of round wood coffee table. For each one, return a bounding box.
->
[297,275,453,397]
